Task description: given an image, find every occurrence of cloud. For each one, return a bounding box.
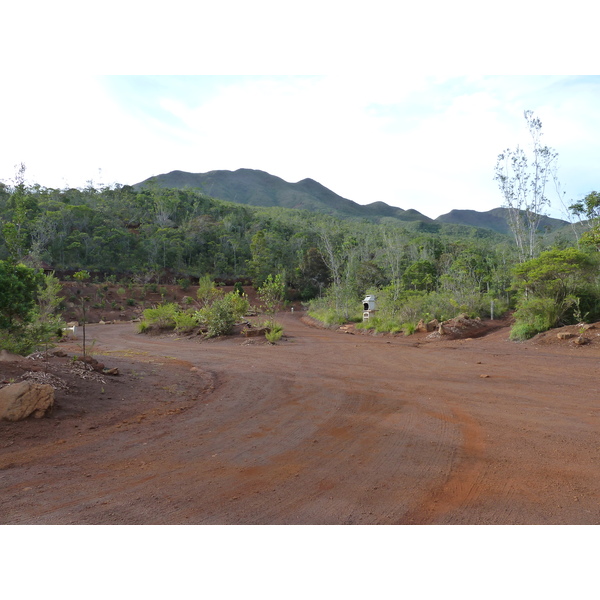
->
[2,75,598,220]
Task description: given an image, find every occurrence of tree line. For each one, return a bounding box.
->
[1,111,599,352]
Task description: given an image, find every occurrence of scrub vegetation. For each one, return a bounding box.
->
[1,111,599,345]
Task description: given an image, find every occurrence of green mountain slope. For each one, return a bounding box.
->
[135,168,433,223]
[136,168,571,235]
[435,207,569,234]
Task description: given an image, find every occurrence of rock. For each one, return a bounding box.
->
[480,374,490,378]
[557,332,576,340]
[0,349,25,362]
[574,336,588,345]
[103,367,119,376]
[0,381,54,421]
[74,356,105,372]
[242,327,269,337]
[426,319,439,332]
[417,319,438,333]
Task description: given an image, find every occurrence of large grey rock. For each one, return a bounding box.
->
[0,381,54,421]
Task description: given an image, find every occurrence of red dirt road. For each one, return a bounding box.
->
[2,313,600,524]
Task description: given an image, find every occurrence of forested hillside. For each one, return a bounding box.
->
[135,168,433,223]
[0,177,512,288]
[1,173,599,350]
[136,168,573,236]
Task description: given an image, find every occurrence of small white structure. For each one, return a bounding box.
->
[362,295,377,321]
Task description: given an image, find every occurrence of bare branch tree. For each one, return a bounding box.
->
[494,110,559,262]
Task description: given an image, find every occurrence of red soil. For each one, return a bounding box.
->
[2,312,600,524]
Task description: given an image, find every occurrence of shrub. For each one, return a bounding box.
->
[137,320,150,334]
[264,319,284,343]
[226,292,250,321]
[196,292,249,338]
[355,315,402,334]
[402,322,416,336]
[174,310,198,333]
[141,303,179,329]
[307,295,363,326]
[509,296,574,341]
[258,273,286,314]
[308,307,350,326]
[197,274,222,306]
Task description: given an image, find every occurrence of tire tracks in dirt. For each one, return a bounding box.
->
[398,402,486,524]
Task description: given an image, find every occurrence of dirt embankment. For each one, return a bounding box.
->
[2,311,600,525]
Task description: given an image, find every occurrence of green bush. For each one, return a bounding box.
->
[355,316,402,334]
[174,310,198,333]
[258,273,286,314]
[264,319,284,343]
[402,322,417,336]
[364,288,509,335]
[137,320,150,334]
[0,329,36,356]
[141,303,179,329]
[509,296,574,341]
[308,307,351,326]
[196,292,249,338]
[196,274,222,306]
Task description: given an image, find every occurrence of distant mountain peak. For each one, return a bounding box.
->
[135,168,432,224]
[135,168,569,235]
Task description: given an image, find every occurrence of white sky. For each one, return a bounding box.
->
[1,4,598,221]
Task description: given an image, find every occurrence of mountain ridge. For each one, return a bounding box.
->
[135,168,570,234]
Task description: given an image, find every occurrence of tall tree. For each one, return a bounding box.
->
[494,110,559,262]
[570,191,600,249]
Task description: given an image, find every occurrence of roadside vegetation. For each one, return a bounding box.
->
[1,111,600,345]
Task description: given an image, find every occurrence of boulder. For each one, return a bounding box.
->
[426,319,439,332]
[0,349,25,362]
[0,381,54,421]
[557,332,576,340]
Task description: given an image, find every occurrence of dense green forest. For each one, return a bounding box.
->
[1,169,599,352]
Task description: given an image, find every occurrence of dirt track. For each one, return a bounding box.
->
[2,312,600,524]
